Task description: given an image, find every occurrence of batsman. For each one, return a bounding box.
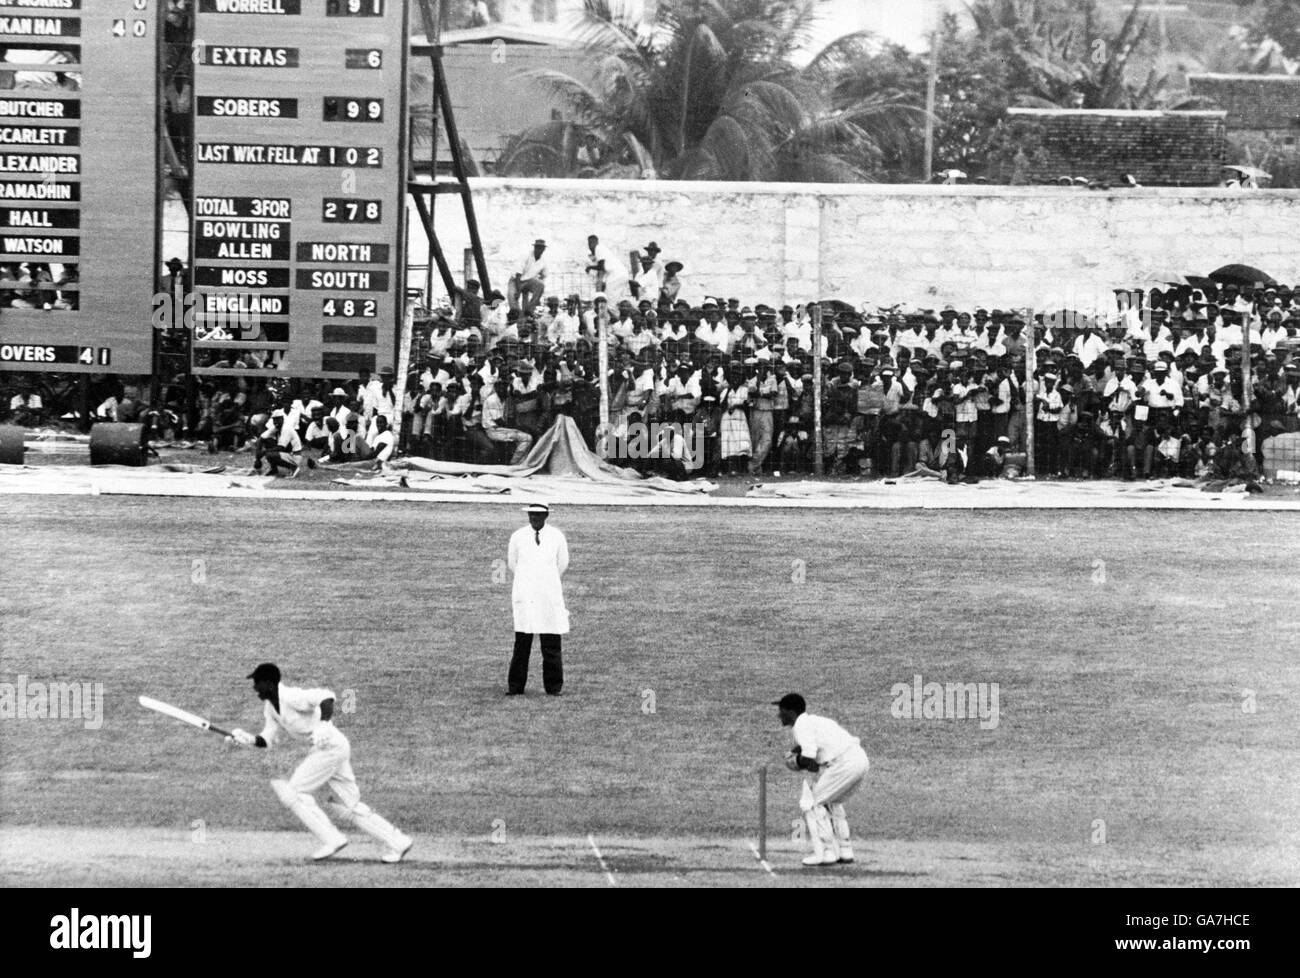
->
[774,693,869,866]
[226,663,413,863]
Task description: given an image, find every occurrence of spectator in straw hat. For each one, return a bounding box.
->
[511,238,548,314]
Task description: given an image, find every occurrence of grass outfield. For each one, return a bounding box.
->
[2,496,1298,886]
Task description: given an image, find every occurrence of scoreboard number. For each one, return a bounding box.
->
[113,19,148,38]
[323,97,384,123]
[322,198,381,223]
[345,49,383,70]
[327,0,385,16]
[322,298,378,318]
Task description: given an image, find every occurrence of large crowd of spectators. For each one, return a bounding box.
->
[4,238,1299,484]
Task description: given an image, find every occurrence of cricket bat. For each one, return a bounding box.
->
[139,695,233,738]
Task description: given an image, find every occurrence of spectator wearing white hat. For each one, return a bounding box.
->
[1033,372,1063,476]
[256,410,303,477]
[511,239,548,314]
[631,246,662,302]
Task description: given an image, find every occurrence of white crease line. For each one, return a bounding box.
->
[587,833,618,887]
[748,842,777,877]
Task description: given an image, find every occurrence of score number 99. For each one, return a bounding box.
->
[323,97,384,122]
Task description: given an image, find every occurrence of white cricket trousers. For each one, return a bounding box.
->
[812,745,869,806]
[288,733,361,809]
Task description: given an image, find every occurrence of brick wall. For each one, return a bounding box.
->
[1188,74,1300,132]
[419,178,1300,310]
[1002,109,1226,187]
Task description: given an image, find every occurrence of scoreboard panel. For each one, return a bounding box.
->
[190,0,409,379]
[0,0,159,375]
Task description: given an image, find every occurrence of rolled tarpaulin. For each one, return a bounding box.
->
[89,423,148,466]
[0,425,23,464]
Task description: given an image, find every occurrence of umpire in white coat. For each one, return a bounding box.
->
[507,503,570,695]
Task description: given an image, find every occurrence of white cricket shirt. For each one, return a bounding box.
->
[792,712,861,766]
[258,683,341,746]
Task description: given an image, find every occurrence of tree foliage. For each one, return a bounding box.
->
[495,0,1224,183]
[498,0,923,182]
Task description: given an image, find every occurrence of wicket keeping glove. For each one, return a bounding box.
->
[310,725,333,750]
[784,746,802,772]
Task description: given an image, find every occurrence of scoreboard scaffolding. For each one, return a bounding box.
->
[0,0,159,375]
[190,0,410,380]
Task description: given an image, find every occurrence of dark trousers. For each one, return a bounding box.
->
[509,632,563,693]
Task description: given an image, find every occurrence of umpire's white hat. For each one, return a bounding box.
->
[523,503,550,514]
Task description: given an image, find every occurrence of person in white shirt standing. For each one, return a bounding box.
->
[511,238,548,314]
[226,662,413,863]
[775,693,869,866]
[585,234,629,303]
[507,504,570,696]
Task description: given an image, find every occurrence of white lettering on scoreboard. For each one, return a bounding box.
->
[191,0,407,377]
[0,0,159,376]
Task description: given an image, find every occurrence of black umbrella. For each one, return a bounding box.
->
[1208,264,1276,288]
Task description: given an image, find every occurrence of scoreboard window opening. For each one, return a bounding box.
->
[194,348,289,371]
[0,262,80,312]
[194,320,290,344]
[1,48,82,92]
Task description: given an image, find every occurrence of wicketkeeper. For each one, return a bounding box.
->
[774,693,869,866]
[227,662,413,863]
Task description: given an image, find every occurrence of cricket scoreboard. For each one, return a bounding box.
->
[0,0,158,375]
[190,0,409,379]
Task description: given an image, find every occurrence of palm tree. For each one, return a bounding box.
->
[498,0,922,182]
